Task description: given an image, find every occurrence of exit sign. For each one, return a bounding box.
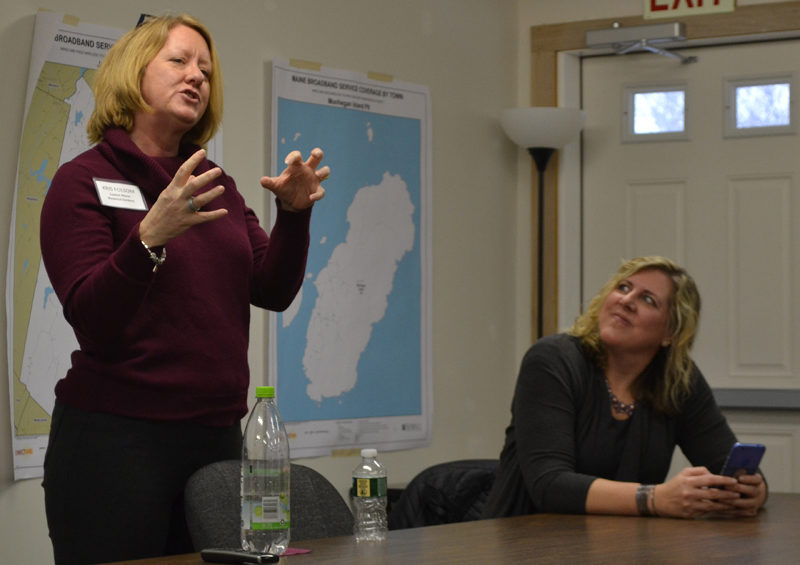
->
[645,0,735,20]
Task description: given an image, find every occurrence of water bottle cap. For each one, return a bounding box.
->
[361,448,377,458]
[256,386,275,398]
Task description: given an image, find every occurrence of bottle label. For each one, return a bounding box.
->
[243,493,290,531]
[352,476,387,498]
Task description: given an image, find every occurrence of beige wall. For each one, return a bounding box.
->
[0,0,521,561]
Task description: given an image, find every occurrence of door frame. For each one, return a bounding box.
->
[532,1,800,408]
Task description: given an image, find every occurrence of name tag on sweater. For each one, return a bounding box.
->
[93,178,148,211]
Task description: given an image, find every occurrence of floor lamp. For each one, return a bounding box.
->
[500,107,585,338]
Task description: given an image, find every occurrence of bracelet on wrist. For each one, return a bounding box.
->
[636,484,654,516]
[141,240,166,273]
[648,484,658,516]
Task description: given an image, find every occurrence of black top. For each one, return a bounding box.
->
[483,333,738,517]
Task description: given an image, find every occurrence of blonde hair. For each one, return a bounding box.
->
[87,14,223,146]
[569,256,701,414]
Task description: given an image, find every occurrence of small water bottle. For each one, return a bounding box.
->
[241,386,290,554]
[351,448,388,542]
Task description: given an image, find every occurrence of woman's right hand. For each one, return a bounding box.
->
[653,466,741,518]
[139,149,228,247]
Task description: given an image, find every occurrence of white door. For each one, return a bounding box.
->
[581,40,800,491]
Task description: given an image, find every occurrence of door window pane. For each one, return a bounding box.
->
[724,76,794,138]
[623,85,688,142]
[736,83,790,129]
[634,91,685,134]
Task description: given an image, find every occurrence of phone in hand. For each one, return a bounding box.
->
[719,442,765,478]
[200,548,279,564]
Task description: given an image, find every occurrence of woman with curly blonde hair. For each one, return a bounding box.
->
[484,256,766,521]
[570,256,700,415]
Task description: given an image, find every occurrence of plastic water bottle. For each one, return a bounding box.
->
[351,448,388,542]
[241,386,290,554]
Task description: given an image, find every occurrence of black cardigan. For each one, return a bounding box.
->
[483,333,738,517]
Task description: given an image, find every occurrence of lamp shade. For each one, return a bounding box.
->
[500,107,586,149]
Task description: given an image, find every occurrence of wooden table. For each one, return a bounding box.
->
[112,493,799,564]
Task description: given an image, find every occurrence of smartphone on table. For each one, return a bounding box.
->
[200,548,279,564]
[719,442,765,479]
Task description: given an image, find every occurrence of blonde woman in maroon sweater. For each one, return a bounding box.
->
[40,14,328,564]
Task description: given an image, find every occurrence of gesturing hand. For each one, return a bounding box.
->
[139,149,228,247]
[261,148,329,212]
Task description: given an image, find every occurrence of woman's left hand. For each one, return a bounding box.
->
[261,148,329,212]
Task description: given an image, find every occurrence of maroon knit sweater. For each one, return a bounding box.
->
[40,128,310,426]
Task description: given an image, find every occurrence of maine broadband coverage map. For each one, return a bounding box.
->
[8,13,122,479]
[269,60,432,457]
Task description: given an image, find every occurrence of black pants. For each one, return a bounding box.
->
[43,401,242,565]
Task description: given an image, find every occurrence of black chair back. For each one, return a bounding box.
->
[388,459,499,530]
[184,460,354,550]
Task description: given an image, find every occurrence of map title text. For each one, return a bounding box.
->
[291,74,405,100]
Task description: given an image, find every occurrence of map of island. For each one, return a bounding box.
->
[269,59,431,456]
[303,172,415,401]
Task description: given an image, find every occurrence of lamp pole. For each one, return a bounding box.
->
[528,147,555,339]
[499,106,585,341]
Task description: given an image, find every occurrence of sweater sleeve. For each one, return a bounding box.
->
[247,198,311,311]
[40,159,161,348]
[511,337,598,513]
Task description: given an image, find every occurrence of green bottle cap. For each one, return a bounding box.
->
[256,386,275,398]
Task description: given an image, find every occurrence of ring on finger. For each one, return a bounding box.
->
[187,196,201,213]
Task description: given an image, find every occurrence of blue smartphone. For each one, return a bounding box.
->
[719,442,765,478]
